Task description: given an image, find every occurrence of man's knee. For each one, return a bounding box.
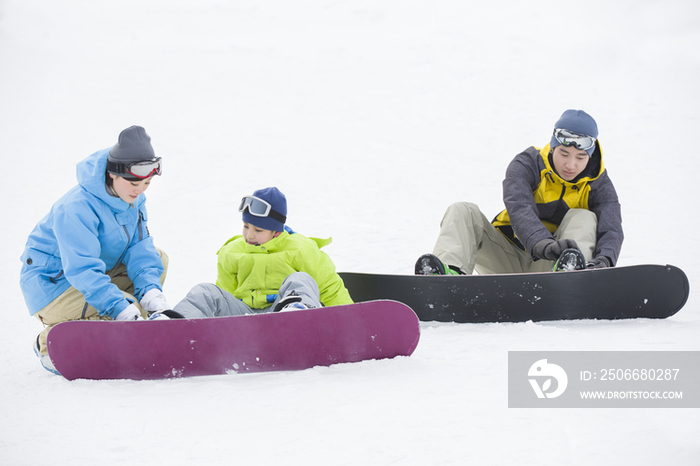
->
[562,209,597,227]
[442,202,483,227]
[445,201,480,216]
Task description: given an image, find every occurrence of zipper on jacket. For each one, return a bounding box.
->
[114,225,130,268]
[138,210,144,241]
[545,170,568,200]
[49,270,64,284]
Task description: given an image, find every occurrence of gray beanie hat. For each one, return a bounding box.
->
[109,125,155,163]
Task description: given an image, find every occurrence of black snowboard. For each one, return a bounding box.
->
[339,265,690,323]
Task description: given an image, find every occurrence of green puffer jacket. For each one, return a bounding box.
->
[216,230,353,309]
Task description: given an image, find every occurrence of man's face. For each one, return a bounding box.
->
[552,145,589,181]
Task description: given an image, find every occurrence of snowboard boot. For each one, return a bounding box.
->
[33,335,61,376]
[553,248,586,272]
[147,309,186,320]
[414,253,462,275]
[279,302,308,312]
[273,293,303,312]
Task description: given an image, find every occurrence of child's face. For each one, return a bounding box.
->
[242,222,280,246]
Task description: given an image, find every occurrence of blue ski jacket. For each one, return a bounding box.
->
[20,148,164,319]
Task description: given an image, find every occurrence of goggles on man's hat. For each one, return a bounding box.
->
[553,128,596,151]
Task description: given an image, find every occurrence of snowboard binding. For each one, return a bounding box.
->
[414,253,461,275]
[553,248,586,272]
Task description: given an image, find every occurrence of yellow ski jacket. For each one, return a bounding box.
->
[492,142,623,265]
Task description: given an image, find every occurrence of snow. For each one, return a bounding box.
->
[1,0,699,464]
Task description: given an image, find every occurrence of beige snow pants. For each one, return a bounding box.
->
[34,248,169,355]
[432,202,596,275]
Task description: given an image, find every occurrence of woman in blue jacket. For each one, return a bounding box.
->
[21,126,171,374]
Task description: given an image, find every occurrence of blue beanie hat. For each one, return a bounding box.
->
[550,109,599,156]
[242,187,287,232]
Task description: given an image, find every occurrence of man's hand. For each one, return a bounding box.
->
[532,238,579,261]
[586,256,612,269]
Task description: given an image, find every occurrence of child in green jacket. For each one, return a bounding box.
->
[173,187,353,318]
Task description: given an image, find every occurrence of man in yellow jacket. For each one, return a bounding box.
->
[174,187,353,318]
[416,109,623,275]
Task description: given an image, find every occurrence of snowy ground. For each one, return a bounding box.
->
[2,1,699,464]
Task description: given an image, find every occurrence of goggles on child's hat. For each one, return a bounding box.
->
[107,157,163,179]
[553,128,596,151]
[239,196,287,223]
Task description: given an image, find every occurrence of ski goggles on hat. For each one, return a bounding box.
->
[107,157,163,179]
[553,128,596,151]
[238,196,287,223]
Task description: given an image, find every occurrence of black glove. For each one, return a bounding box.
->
[586,256,612,269]
[531,238,579,261]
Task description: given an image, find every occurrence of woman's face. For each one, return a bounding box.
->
[109,174,153,204]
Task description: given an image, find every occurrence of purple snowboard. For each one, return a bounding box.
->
[47,300,420,381]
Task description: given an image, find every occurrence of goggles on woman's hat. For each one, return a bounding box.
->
[107,157,162,179]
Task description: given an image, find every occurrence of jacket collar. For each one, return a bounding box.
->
[539,142,605,186]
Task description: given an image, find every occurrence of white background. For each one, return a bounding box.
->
[1,1,699,464]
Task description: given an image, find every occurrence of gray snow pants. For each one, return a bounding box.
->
[173,272,322,318]
[432,202,597,275]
